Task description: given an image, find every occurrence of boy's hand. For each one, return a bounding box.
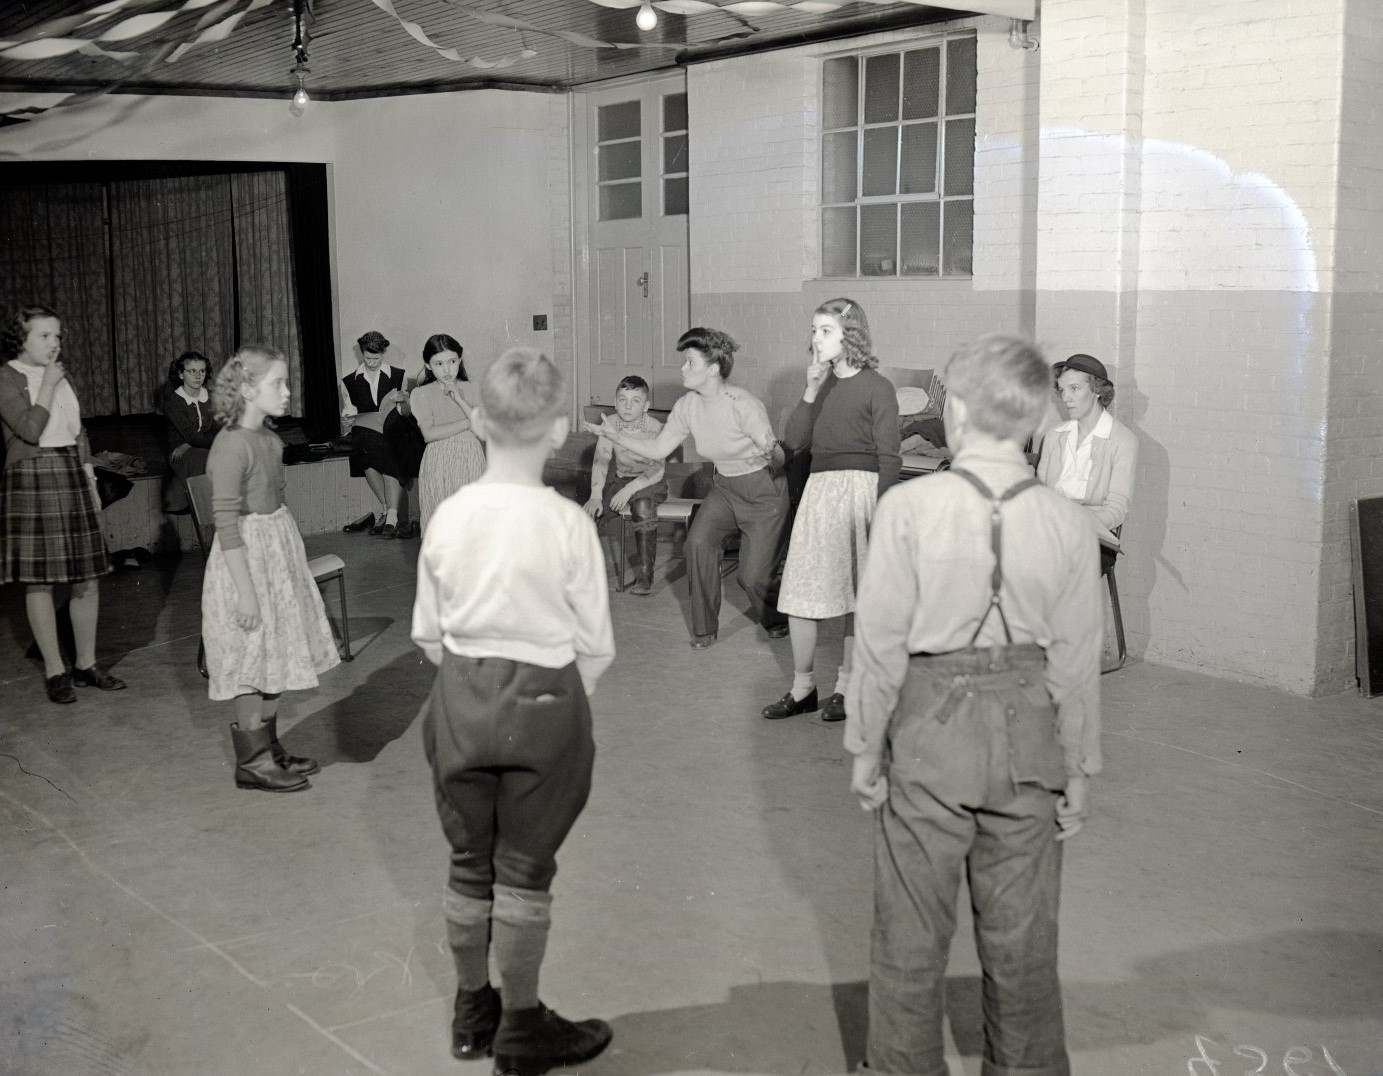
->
[1055,776,1088,841]
[581,419,608,437]
[609,485,636,514]
[235,592,261,632]
[850,753,888,812]
[582,496,601,519]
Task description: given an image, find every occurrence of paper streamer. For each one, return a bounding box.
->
[440,2,686,53]
[369,0,547,69]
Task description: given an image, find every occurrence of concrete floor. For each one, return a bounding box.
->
[2,532,1381,1076]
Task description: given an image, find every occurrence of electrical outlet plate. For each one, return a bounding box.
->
[532,314,548,331]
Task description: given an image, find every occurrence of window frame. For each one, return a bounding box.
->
[819,31,977,280]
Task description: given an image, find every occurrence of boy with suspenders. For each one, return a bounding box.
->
[847,335,1103,1076]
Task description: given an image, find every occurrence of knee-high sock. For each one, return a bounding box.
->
[443,888,494,992]
[492,885,552,1011]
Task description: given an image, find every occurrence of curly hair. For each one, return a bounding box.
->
[168,350,210,386]
[811,297,878,370]
[676,327,739,380]
[418,333,467,387]
[0,305,59,361]
[211,345,285,427]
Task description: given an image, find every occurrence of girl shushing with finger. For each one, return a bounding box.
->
[762,299,900,722]
[202,346,339,792]
[409,333,484,534]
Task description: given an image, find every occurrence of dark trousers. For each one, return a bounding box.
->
[599,473,669,535]
[422,654,594,900]
[684,468,788,638]
[870,645,1070,1076]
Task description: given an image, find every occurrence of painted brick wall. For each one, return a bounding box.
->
[1034,0,1354,693]
[1316,0,1383,689]
[686,15,1041,428]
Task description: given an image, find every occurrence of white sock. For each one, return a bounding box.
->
[791,671,815,701]
[384,508,399,525]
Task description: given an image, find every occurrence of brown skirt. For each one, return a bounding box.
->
[1,447,110,584]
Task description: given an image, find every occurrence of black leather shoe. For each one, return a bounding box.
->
[73,664,126,691]
[764,622,790,640]
[369,517,387,536]
[492,1003,612,1076]
[820,692,846,722]
[343,512,375,533]
[761,689,817,720]
[452,983,501,1060]
[46,672,76,704]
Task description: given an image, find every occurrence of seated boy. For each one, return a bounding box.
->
[582,375,668,595]
[847,334,1102,1076]
[412,347,615,1076]
[340,329,416,537]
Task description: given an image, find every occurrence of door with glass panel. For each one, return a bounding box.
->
[586,74,690,407]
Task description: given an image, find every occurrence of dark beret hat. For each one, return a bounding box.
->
[1053,353,1108,381]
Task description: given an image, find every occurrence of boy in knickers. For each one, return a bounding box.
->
[413,348,615,1075]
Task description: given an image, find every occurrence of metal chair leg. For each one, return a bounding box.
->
[197,637,208,679]
[336,572,352,660]
[612,518,628,592]
[1103,567,1127,673]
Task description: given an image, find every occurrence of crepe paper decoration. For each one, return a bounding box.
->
[370,0,547,69]
[166,0,271,63]
[0,38,181,129]
[440,2,685,53]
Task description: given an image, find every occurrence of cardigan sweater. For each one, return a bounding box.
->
[783,366,902,494]
[1036,410,1137,538]
[163,384,221,450]
[0,362,90,473]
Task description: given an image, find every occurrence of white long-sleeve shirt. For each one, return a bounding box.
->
[412,483,615,695]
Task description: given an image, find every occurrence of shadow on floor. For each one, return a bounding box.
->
[282,647,430,765]
[583,928,1383,1074]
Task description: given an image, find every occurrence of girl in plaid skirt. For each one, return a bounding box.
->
[202,346,339,792]
[0,305,125,705]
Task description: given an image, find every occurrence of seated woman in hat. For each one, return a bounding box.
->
[339,329,416,537]
[1036,353,1137,570]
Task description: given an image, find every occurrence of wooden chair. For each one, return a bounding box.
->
[614,497,701,592]
[185,474,352,676]
[1101,527,1127,673]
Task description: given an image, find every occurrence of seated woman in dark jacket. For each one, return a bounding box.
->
[162,350,221,512]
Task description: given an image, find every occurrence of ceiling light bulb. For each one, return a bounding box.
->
[289,84,310,117]
[635,3,657,31]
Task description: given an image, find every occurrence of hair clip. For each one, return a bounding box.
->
[839,302,853,318]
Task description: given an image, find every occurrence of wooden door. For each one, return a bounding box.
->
[584,73,690,410]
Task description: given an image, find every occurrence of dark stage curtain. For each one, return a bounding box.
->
[286,165,338,443]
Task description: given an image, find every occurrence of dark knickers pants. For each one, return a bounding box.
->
[422,654,594,899]
[599,473,669,535]
[684,467,789,638]
[870,644,1071,1076]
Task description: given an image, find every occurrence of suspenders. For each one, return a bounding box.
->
[947,467,1040,649]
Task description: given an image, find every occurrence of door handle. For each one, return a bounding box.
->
[636,271,649,298]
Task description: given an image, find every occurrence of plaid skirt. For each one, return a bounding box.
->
[1,447,110,585]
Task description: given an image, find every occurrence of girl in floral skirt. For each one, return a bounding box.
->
[202,345,339,792]
[762,299,900,723]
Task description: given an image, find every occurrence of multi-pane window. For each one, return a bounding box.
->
[663,92,688,216]
[597,99,641,221]
[821,34,976,278]
[596,92,689,221]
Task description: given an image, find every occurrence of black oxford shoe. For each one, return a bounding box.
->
[46,672,76,704]
[73,664,126,691]
[761,689,818,720]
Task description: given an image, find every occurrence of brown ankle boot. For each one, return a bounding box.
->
[230,723,309,792]
[263,714,320,776]
[492,1003,612,1076]
[452,982,501,1060]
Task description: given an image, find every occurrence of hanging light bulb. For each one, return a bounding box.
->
[289,71,310,116]
[635,3,657,32]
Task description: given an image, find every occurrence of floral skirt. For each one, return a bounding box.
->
[201,506,340,700]
[419,430,486,533]
[777,469,878,619]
